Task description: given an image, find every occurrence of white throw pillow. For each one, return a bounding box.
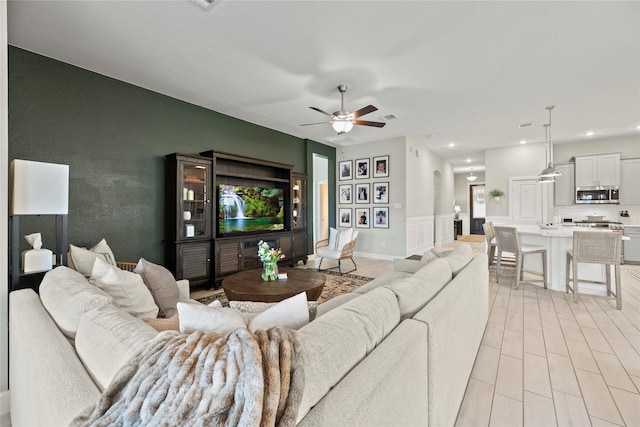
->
[337,227,353,249]
[328,227,341,250]
[69,238,117,277]
[177,292,309,335]
[91,258,159,319]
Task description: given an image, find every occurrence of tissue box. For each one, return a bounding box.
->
[185,224,195,237]
[22,249,53,273]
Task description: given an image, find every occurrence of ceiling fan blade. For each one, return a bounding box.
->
[353,105,378,118]
[309,106,332,117]
[300,122,330,127]
[354,120,386,128]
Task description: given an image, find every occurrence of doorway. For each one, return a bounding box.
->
[469,184,486,234]
[433,170,441,245]
[312,154,329,252]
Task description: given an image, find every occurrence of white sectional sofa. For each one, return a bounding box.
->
[9,244,488,426]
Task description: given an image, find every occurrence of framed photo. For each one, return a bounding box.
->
[339,208,352,228]
[355,208,370,228]
[355,158,370,179]
[355,183,370,204]
[339,184,352,204]
[339,160,352,181]
[373,155,389,178]
[373,207,389,229]
[373,182,389,203]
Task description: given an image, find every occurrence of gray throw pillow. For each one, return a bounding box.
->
[134,258,180,318]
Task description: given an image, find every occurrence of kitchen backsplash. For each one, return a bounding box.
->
[554,204,637,224]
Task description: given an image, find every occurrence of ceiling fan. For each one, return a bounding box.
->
[301,85,386,134]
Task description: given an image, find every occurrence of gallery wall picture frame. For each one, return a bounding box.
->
[373,207,389,229]
[339,184,352,204]
[339,160,353,181]
[355,183,370,204]
[355,158,370,179]
[355,208,370,228]
[373,182,389,204]
[373,155,389,178]
[339,208,352,228]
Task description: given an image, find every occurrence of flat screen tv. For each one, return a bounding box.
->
[217,184,285,236]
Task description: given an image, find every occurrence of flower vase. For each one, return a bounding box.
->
[261,262,279,281]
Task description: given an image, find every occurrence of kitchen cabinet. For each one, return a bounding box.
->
[623,226,640,265]
[575,153,620,187]
[554,163,574,206]
[621,158,640,205]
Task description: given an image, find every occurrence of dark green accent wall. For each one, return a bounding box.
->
[8,47,335,263]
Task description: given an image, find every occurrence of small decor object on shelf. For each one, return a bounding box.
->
[489,188,504,202]
[257,240,285,281]
[22,232,53,273]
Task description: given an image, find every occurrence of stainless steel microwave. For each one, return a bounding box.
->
[575,187,620,204]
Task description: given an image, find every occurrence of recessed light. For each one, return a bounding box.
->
[585,131,595,136]
[448,142,455,148]
[519,140,527,144]
[466,158,471,163]
[635,125,640,130]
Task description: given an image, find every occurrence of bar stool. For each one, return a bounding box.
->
[566,231,623,309]
[482,222,497,267]
[494,226,548,290]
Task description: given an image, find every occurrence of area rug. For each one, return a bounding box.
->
[196,270,372,306]
[458,235,486,243]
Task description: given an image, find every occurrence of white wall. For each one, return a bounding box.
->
[1,0,10,417]
[554,134,640,163]
[454,171,486,213]
[338,137,406,258]
[485,142,546,217]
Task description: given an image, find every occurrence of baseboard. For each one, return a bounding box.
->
[0,389,9,418]
[353,251,398,261]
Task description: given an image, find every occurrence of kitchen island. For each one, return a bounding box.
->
[494,224,627,295]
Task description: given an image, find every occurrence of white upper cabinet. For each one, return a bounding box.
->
[574,153,620,187]
[621,158,640,205]
[554,163,574,206]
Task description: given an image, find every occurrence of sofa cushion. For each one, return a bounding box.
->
[134,258,180,318]
[39,266,112,340]
[75,303,158,391]
[91,258,159,319]
[393,258,433,274]
[442,243,474,275]
[421,250,438,263]
[69,238,117,276]
[230,300,318,322]
[353,271,412,295]
[315,293,361,317]
[296,287,400,420]
[384,257,453,318]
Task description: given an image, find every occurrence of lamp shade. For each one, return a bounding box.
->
[454,205,461,213]
[10,159,69,215]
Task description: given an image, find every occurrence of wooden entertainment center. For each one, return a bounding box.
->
[165,151,307,288]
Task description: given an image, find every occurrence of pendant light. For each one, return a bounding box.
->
[466,169,477,181]
[537,105,561,183]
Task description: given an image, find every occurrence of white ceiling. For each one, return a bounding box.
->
[7,0,640,172]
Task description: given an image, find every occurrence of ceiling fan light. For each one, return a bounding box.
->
[466,173,477,182]
[539,162,561,178]
[331,120,354,134]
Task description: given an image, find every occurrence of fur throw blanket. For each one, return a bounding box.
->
[72,327,304,426]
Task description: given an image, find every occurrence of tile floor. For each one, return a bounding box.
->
[311,240,640,426]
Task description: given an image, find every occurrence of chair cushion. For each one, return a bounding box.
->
[337,228,354,249]
[328,227,340,250]
[317,247,343,259]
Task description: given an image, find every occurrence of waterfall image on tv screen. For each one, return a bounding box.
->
[218,184,285,235]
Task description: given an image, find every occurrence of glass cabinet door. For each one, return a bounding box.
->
[179,159,211,240]
[292,174,306,230]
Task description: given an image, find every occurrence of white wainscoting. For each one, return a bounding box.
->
[406,216,434,256]
[436,214,455,247]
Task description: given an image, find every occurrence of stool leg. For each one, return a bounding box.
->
[615,265,622,310]
[542,250,547,289]
[496,251,502,283]
[605,264,612,296]
[565,253,571,295]
[515,254,522,290]
[573,259,579,303]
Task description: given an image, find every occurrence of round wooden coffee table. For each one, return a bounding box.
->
[222,267,325,303]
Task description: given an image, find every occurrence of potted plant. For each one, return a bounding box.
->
[489,188,504,202]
